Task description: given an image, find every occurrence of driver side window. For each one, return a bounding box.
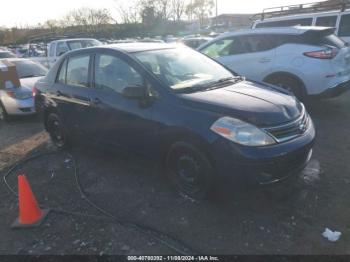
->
[94,54,142,94]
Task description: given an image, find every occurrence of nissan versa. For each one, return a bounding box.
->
[35,43,316,199]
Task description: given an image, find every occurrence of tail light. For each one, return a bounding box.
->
[5,91,16,98]
[303,47,339,59]
[32,87,38,97]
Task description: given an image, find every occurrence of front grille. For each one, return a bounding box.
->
[264,105,309,143]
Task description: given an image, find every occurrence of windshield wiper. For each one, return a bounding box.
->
[203,76,245,90]
[174,76,245,94]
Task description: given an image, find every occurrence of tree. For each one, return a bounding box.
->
[171,0,186,22]
[114,0,141,24]
[65,7,114,33]
[187,0,214,26]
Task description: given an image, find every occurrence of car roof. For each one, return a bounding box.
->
[218,26,332,37]
[254,9,350,24]
[51,38,98,43]
[102,43,179,53]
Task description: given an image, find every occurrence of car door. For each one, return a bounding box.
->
[50,53,96,138]
[223,34,276,82]
[89,51,157,154]
[201,35,276,81]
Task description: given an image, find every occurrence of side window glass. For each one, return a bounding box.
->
[201,38,235,57]
[316,16,337,27]
[49,43,56,57]
[66,55,90,88]
[57,59,67,84]
[94,54,142,94]
[56,42,69,57]
[339,14,350,37]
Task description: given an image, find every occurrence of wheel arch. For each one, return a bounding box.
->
[263,71,308,96]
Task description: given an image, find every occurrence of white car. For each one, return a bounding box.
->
[0,58,47,121]
[251,1,350,43]
[198,27,350,100]
[29,38,102,68]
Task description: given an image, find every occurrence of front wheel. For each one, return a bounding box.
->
[46,113,71,149]
[165,142,214,200]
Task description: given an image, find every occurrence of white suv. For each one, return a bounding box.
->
[198,27,350,100]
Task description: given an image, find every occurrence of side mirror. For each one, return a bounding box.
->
[122,85,146,99]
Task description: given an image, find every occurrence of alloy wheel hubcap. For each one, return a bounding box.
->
[175,154,201,193]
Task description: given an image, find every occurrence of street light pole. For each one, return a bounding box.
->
[215,0,218,28]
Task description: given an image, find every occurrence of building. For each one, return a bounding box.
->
[210,14,253,31]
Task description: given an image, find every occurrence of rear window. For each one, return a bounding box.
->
[302,30,346,48]
[13,60,48,78]
[256,18,313,28]
[339,14,350,37]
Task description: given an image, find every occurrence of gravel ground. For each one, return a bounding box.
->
[1,92,350,255]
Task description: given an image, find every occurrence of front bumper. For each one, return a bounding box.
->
[315,79,350,99]
[210,121,316,185]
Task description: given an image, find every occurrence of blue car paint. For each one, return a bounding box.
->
[36,45,316,185]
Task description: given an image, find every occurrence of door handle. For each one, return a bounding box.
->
[259,58,271,63]
[89,97,102,106]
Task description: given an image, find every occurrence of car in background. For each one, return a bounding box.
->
[0,58,48,121]
[252,1,350,43]
[36,43,315,199]
[199,27,350,100]
[0,50,17,59]
[33,38,102,68]
[179,37,213,49]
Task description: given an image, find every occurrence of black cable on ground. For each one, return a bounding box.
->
[2,149,197,255]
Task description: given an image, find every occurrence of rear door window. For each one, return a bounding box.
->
[315,16,338,27]
[66,55,90,88]
[339,14,350,37]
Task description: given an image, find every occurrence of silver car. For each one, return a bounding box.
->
[0,58,47,121]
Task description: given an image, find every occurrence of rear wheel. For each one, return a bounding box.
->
[165,142,214,200]
[0,103,10,122]
[46,113,70,149]
[265,74,306,101]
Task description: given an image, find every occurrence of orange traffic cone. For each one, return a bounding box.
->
[11,174,50,228]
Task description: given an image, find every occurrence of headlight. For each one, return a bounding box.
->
[210,117,276,146]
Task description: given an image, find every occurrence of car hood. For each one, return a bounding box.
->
[178,80,303,127]
[19,76,42,92]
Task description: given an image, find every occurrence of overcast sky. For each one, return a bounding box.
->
[1,0,324,27]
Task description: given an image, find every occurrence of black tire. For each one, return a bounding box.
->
[46,113,71,149]
[265,74,306,101]
[165,141,214,200]
[0,102,10,122]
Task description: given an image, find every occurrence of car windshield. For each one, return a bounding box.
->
[0,52,16,58]
[13,60,48,79]
[134,47,236,92]
[67,39,101,50]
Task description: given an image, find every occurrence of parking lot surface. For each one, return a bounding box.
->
[1,92,350,255]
